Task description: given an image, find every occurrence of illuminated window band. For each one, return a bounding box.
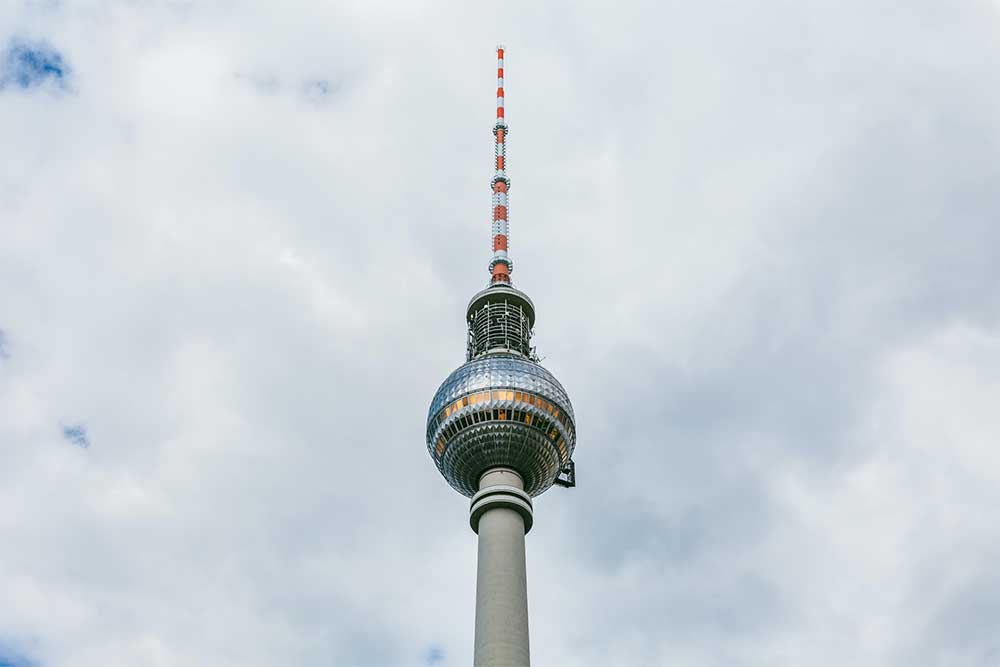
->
[430,389,573,462]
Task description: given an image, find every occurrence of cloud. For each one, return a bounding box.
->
[1,1,999,666]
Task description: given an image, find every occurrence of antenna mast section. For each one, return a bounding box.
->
[490,44,512,285]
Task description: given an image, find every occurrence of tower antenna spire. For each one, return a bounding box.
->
[490,44,512,285]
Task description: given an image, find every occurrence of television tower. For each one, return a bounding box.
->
[426,46,577,667]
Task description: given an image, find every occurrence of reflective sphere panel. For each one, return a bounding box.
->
[427,355,576,497]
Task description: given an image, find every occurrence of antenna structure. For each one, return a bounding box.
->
[490,45,512,285]
[425,46,577,667]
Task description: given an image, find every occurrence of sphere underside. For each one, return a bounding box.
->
[427,355,576,497]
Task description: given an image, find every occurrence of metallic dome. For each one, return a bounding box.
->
[427,354,576,497]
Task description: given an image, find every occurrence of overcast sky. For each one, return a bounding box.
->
[2,1,1000,666]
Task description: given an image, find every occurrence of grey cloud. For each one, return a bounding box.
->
[911,573,1000,665]
[2,1,1000,666]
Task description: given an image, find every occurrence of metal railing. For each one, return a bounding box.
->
[467,299,534,359]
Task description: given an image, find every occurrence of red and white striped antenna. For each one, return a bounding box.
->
[489,44,512,285]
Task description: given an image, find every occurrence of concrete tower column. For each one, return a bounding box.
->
[469,468,534,667]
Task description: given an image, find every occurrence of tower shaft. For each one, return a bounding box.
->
[472,468,532,667]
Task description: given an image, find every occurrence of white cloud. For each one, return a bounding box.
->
[2,1,1000,665]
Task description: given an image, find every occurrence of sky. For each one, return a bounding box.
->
[2,1,1000,665]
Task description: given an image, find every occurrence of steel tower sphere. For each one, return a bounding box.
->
[426,285,576,498]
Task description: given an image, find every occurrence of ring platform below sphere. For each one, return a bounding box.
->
[427,354,576,498]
